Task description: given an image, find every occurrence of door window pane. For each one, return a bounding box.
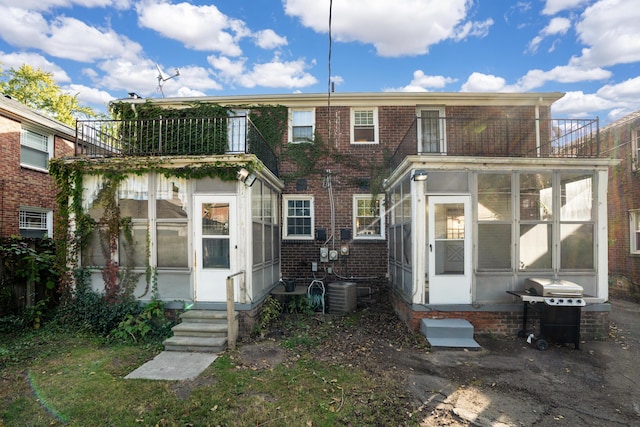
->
[434,203,465,275]
[202,203,229,235]
[202,239,230,269]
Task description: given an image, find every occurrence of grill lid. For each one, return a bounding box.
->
[526,278,583,297]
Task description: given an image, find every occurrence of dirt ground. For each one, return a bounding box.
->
[238,296,640,426]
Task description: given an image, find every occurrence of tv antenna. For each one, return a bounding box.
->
[156,63,180,97]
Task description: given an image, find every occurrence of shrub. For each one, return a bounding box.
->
[55,269,142,336]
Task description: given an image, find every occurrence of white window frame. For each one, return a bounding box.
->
[20,126,54,172]
[283,195,314,240]
[630,210,640,255]
[633,128,640,171]
[289,108,315,143]
[353,194,385,239]
[19,207,53,238]
[350,107,379,144]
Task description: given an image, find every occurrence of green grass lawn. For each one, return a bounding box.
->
[0,319,417,426]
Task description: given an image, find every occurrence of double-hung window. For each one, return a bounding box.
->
[351,108,378,144]
[631,210,640,254]
[289,108,315,143]
[21,127,53,171]
[19,208,52,238]
[283,195,314,239]
[353,195,384,238]
[633,128,640,171]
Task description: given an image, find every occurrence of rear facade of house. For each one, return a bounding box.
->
[600,111,640,300]
[69,92,614,339]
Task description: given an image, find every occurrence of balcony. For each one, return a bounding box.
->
[75,116,278,176]
[390,117,600,170]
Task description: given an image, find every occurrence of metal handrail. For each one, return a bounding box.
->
[226,270,245,350]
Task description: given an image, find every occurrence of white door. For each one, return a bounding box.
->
[194,196,236,302]
[428,195,472,304]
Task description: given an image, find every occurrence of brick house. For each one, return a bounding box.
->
[0,94,75,238]
[62,92,615,341]
[600,110,640,300]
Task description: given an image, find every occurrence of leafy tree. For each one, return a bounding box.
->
[0,64,98,126]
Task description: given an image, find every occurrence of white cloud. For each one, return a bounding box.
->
[551,77,640,121]
[63,83,114,109]
[136,1,248,56]
[596,75,640,104]
[461,72,508,92]
[283,0,490,57]
[550,91,614,117]
[388,70,456,92]
[542,0,589,15]
[209,55,317,89]
[527,17,571,54]
[254,29,288,50]
[96,59,224,98]
[0,7,143,62]
[572,0,640,68]
[0,51,70,82]
[175,87,207,97]
[237,58,317,89]
[208,56,246,81]
[516,65,611,90]
[0,0,130,11]
[451,19,494,41]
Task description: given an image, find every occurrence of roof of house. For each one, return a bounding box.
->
[0,93,76,140]
[601,109,640,132]
[112,91,566,109]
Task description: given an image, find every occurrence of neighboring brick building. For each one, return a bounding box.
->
[600,111,640,301]
[65,92,615,339]
[0,94,76,238]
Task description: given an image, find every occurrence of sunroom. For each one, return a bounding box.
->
[385,113,617,336]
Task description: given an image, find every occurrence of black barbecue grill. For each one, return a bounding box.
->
[508,278,586,351]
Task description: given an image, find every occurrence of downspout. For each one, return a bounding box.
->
[535,97,542,157]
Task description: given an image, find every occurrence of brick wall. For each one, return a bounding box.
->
[601,117,640,300]
[0,114,75,237]
[391,291,609,340]
[279,105,413,281]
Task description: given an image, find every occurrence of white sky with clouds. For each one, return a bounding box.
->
[0,0,638,124]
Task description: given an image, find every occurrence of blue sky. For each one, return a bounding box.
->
[0,0,639,125]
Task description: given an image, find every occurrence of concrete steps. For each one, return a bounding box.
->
[163,309,237,353]
[420,318,481,349]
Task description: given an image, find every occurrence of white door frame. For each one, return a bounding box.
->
[193,195,236,302]
[428,195,472,304]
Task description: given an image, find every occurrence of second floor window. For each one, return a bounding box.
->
[21,127,52,171]
[290,109,315,143]
[351,108,378,144]
[284,195,314,239]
